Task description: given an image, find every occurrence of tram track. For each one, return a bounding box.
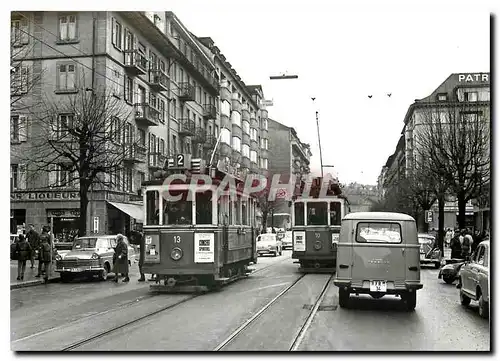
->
[213,273,335,351]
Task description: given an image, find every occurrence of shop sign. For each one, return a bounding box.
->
[11,191,79,201]
[458,73,489,83]
[47,209,80,218]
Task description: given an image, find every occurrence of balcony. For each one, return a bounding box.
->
[178,119,195,137]
[148,153,166,170]
[204,134,218,149]
[134,103,160,127]
[203,104,217,120]
[124,49,148,76]
[178,82,195,102]
[192,128,206,143]
[149,69,169,94]
[123,144,147,164]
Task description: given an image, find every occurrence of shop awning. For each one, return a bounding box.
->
[108,201,144,223]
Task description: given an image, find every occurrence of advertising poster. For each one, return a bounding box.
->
[194,233,215,263]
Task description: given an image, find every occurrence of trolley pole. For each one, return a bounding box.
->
[316,111,324,178]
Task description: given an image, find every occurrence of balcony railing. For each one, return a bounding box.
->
[178,119,195,136]
[124,49,148,76]
[149,69,169,93]
[192,128,206,143]
[134,103,160,127]
[203,104,217,120]
[148,153,166,169]
[123,144,147,163]
[178,82,195,102]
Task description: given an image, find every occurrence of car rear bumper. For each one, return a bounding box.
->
[334,279,423,292]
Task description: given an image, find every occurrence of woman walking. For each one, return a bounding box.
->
[16,234,33,281]
[113,234,130,283]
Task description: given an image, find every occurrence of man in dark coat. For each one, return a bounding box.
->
[16,234,33,280]
[113,234,129,282]
[26,224,40,269]
[450,232,462,259]
[37,226,53,283]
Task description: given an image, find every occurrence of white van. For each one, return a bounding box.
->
[333,212,423,311]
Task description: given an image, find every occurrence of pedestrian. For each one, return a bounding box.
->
[37,226,53,283]
[461,229,472,260]
[112,234,130,283]
[16,234,33,281]
[25,224,40,269]
[450,232,462,259]
[445,228,453,248]
[135,230,146,282]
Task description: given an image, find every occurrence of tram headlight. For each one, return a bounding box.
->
[171,247,183,261]
[314,240,323,250]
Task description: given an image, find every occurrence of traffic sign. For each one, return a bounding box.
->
[425,211,433,223]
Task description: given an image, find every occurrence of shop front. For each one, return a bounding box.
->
[47,209,81,241]
[107,201,144,237]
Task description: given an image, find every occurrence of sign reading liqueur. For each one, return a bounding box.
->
[194,233,215,263]
[11,191,79,201]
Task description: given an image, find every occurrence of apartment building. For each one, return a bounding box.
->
[266,118,312,214]
[10,11,267,237]
[379,72,490,231]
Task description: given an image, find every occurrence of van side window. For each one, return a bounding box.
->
[356,222,402,244]
[294,203,305,226]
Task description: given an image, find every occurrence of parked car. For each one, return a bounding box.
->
[457,240,489,319]
[55,235,132,282]
[53,241,74,258]
[418,233,441,269]
[256,233,283,257]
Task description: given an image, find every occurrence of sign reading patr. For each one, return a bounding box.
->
[458,73,489,83]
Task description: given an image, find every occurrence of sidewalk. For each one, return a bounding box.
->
[10,260,60,290]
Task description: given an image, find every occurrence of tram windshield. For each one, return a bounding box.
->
[294,203,305,226]
[307,202,328,225]
[330,202,342,226]
[163,190,192,225]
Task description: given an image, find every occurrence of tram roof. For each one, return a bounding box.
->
[343,212,415,221]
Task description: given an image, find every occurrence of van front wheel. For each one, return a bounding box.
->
[339,288,349,308]
[402,292,416,311]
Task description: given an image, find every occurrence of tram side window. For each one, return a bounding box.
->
[294,202,305,226]
[146,190,160,225]
[307,202,328,225]
[242,199,248,225]
[163,190,192,225]
[229,199,233,225]
[196,191,213,225]
[218,195,229,225]
[235,197,241,225]
[330,202,342,226]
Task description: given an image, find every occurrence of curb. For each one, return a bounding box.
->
[10,277,61,290]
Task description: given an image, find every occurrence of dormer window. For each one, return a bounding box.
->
[464,91,478,102]
[437,93,447,101]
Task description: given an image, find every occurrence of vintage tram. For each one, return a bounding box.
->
[291,176,350,273]
[140,154,260,292]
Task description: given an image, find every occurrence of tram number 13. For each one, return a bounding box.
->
[173,236,181,243]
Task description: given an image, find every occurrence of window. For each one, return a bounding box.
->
[221,128,231,144]
[260,158,268,169]
[124,76,133,103]
[10,164,26,190]
[172,134,178,154]
[146,190,160,225]
[123,168,133,192]
[232,136,241,152]
[242,121,250,134]
[11,65,29,95]
[437,93,447,101]
[138,128,146,146]
[231,111,241,127]
[58,14,77,42]
[49,164,73,188]
[464,91,478,102]
[137,171,145,191]
[123,122,132,144]
[112,67,121,97]
[11,18,29,45]
[57,63,76,91]
[250,150,257,163]
[110,117,121,143]
[11,115,27,142]
[111,18,122,49]
[196,191,213,225]
[260,138,268,149]
[171,99,177,119]
[294,203,305,226]
[158,99,165,122]
[159,138,165,155]
[330,202,342,226]
[124,28,134,50]
[53,114,74,139]
[242,199,248,225]
[163,191,193,225]
[356,222,402,244]
[221,100,231,117]
[307,202,328,225]
[242,144,250,158]
[215,125,219,138]
[250,128,258,141]
[262,118,268,130]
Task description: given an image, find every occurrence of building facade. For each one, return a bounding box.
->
[379,72,490,231]
[266,118,312,215]
[10,11,269,238]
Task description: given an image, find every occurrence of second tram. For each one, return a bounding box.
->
[291,176,350,272]
[141,154,260,292]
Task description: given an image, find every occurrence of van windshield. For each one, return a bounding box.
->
[356,222,402,244]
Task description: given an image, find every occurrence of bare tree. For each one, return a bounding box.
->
[21,86,142,236]
[416,103,490,229]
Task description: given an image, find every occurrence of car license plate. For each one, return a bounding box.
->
[370,280,387,292]
[70,268,81,272]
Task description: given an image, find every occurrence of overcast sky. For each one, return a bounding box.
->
[159,0,491,185]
